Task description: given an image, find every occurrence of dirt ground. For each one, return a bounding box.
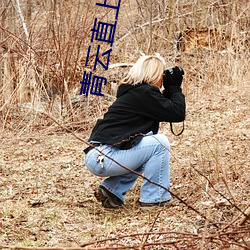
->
[0,82,249,249]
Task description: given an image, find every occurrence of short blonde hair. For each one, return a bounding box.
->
[121,55,165,85]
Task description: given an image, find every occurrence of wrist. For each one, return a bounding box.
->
[168,86,182,96]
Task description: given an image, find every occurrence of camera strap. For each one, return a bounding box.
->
[170,121,185,136]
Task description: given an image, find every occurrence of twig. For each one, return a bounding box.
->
[40,111,214,225]
[0,247,87,250]
[81,231,199,248]
[1,229,249,249]
[190,163,247,217]
[239,207,250,226]
[13,0,30,45]
[219,211,245,232]
[109,63,134,69]
[81,229,250,249]
[203,139,237,205]
[141,210,162,249]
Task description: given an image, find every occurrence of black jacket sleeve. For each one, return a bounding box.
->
[141,85,186,122]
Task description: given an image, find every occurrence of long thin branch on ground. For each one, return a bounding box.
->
[1,228,249,249]
[40,111,214,224]
[190,163,247,217]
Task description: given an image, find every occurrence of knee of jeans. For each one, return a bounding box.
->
[154,134,170,150]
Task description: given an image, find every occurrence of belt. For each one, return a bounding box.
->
[84,143,102,154]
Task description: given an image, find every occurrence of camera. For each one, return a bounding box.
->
[164,67,174,75]
[163,66,184,77]
[163,66,184,88]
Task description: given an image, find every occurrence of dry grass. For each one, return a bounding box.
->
[0,72,249,248]
[0,0,249,249]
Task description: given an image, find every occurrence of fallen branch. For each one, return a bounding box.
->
[190,163,247,217]
[40,111,214,225]
[0,247,86,250]
[1,228,249,249]
[239,207,250,226]
[109,63,134,69]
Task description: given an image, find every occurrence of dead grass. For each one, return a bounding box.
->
[0,0,249,249]
[0,73,249,249]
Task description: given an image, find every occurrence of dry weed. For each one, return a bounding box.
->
[0,0,249,249]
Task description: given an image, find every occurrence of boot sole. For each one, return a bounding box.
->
[94,187,122,208]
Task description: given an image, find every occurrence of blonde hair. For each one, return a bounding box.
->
[121,55,165,85]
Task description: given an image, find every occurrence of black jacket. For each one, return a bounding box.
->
[88,83,185,149]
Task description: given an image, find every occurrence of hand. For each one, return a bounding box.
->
[163,66,184,89]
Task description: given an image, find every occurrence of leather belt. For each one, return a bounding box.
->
[84,143,102,154]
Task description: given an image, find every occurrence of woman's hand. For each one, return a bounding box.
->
[163,66,184,88]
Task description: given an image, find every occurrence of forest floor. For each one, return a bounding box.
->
[0,78,249,249]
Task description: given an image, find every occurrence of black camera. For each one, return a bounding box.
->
[164,67,175,75]
[163,66,184,88]
[163,66,184,77]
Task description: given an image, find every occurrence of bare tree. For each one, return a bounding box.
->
[147,0,153,54]
[0,0,15,116]
[13,0,38,104]
[200,0,207,27]
[168,0,175,42]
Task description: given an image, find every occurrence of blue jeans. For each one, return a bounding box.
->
[84,134,170,203]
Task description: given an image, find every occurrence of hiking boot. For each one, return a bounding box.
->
[94,186,123,208]
[139,200,172,210]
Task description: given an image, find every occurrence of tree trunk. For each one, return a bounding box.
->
[200,0,207,27]
[0,0,15,113]
[168,0,175,42]
[14,0,38,104]
[147,0,153,54]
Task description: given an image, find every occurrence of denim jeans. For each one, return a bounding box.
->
[84,134,170,204]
